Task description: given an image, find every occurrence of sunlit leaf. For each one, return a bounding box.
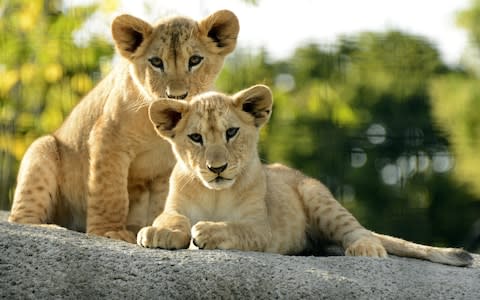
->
[44,63,63,83]
[18,2,42,31]
[19,63,37,84]
[0,70,19,96]
[71,73,93,94]
[100,0,119,12]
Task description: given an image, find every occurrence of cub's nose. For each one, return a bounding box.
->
[207,164,227,175]
[166,92,188,100]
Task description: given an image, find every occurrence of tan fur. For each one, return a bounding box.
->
[139,85,473,267]
[8,10,239,243]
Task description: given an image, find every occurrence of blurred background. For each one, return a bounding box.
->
[1,0,480,253]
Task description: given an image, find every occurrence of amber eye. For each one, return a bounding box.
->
[148,56,164,71]
[188,55,204,70]
[226,127,239,142]
[188,133,203,145]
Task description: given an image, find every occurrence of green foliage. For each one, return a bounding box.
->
[347,31,445,99]
[456,0,480,76]
[457,0,480,48]
[430,75,480,195]
[0,0,114,205]
[242,0,259,5]
[216,48,275,93]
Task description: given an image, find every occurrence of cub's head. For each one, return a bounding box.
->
[112,10,239,100]
[149,85,273,190]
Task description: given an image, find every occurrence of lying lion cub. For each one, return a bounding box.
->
[9,10,239,243]
[138,85,472,266]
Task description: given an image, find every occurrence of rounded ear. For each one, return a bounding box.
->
[112,14,153,59]
[233,85,273,127]
[148,100,189,138]
[198,10,239,55]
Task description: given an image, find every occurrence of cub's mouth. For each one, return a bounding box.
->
[210,176,233,184]
[202,175,235,190]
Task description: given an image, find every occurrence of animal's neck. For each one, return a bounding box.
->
[127,64,154,102]
[234,155,267,192]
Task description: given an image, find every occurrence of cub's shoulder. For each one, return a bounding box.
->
[264,163,306,185]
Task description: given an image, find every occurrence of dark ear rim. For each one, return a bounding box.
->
[111,14,153,59]
[198,10,240,55]
[233,84,273,127]
[148,100,188,138]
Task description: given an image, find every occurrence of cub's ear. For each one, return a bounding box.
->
[112,14,153,59]
[198,10,239,55]
[149,100,189,139]
[233,85,273,127]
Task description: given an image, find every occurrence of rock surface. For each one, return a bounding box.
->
[1,210,479,299]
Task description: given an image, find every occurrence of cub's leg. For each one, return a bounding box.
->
[126,181,150,235]
[86,119,136,243]
[191,220,271,252]
[146,175,170,225]
[126,176,169,234]
[298,177,387,257]
[137,211,191,249]
[9,135,60,225]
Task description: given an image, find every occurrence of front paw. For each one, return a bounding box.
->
[137,226,190,249]
[104,229,137,244]
[345,236,387,257]
[192,221,233,250]
[89,228,137,244]
[36,224,67,230]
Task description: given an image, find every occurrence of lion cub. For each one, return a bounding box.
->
[138,85,472,267]
[9,10,239,243]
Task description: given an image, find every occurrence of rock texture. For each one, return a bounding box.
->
[1,211,479,299]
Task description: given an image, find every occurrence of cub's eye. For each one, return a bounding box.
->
[226,127,239,142]
[188,55,204,70]
[148,56,164,71]
[188,133,203,145]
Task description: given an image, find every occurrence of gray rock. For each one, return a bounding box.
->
[1,210,479,299]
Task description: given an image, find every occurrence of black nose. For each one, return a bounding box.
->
[166,92,188,100]
[207,164,227,175]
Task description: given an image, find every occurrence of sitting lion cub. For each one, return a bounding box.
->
[138,84,472,267]
[9,10,239,243]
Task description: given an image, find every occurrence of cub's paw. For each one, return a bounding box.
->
[36,224,67,230]
[345,236,387,257]
[104,229,137,244]
[88,228,137,244]
[192,221,233,250]
[137,226,190,250]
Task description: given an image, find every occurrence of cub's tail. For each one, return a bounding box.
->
[373,232,473,267]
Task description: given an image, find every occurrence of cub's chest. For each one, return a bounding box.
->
[185,190,244,225]
[129,138,175,180]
